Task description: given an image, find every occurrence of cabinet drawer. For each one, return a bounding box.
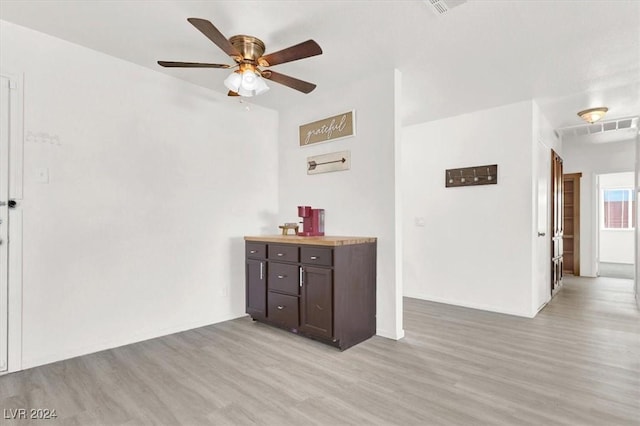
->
[268,292,299,328]
[301,247,333,266]
[268,263,300,295]
[268,244,299,262]
[246,243,266,259]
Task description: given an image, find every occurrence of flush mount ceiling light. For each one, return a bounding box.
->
[158,18,322,98]
[577,107,609,124]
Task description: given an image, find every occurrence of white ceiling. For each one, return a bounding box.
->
[1,0,639,130]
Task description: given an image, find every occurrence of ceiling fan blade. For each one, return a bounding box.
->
[258,40,322,67]
[187,18,241,59]
[261,70,316,94]
[228,90,240,97]
[158,61,230,68]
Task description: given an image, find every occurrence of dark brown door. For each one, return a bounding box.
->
[246,259,266,320]
[563,173,581,276]
[300,266,333,339]
[551,150,564,294]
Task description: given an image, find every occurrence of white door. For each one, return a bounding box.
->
[534,140,551,312]
[0,76,10,372]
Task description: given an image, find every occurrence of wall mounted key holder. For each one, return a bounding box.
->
[445,164,498,188]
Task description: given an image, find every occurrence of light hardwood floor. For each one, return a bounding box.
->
[1,276,639,425]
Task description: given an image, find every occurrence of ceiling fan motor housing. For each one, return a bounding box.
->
[229,35,266,63]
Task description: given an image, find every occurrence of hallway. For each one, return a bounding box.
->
[544,275,638,322]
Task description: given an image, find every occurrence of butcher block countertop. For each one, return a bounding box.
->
[244,235,377,247]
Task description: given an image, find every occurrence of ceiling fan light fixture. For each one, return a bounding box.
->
[237,86,255,97]
[224,71,242,92]
[578,107,608,123]
[241,69,259,90]
[227,68,269,97]
[254,76,270,95]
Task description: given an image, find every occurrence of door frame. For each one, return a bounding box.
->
[0,70,24,375]
[633,131,640,309]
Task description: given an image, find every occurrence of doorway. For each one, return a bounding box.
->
[597,171,635,279]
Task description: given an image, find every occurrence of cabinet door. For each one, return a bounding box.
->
[246,259,266,320]
[300,266,333,339]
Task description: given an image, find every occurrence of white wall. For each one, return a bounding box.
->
[600,231,634,263]
[277,68,403,339]
[563,139,635,276]
[402,100,537,317]
[0,20,279,369]
[599,172,635,264]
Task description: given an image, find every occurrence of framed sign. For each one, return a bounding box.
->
[299,110,355,146]
[307,150,351,175]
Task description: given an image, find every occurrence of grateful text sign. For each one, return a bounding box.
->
[299,110,355,146]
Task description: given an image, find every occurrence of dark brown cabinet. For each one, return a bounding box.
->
[245,243,267,320]
[244,236,376,350]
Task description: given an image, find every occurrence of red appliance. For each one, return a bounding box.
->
[297,206,325,236]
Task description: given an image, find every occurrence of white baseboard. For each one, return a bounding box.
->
[21,311,245,370]
[403,292,535,318]
[376,328,405,340]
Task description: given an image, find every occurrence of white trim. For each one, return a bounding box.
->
[404,293,536,318]
[376,328,405,340]
[23,313,245,369]
[393,69,404,340]
[6,210,22,373]
[0,74,9,372]
[0,70,24,374]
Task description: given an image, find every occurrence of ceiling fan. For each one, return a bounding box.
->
[158,18,322,97]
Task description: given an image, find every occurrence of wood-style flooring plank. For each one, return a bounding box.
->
[1,276,638,425]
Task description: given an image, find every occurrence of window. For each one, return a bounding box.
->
[603,188,635,229]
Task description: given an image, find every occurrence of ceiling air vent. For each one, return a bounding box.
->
[424,0,468,16]
[555,116,638,144]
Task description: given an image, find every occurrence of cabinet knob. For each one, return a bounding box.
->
[277,274,286,279]
[277,305,285,310]
[250,250,257,254]
[310,256,318,260]
[277,253,284,257]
